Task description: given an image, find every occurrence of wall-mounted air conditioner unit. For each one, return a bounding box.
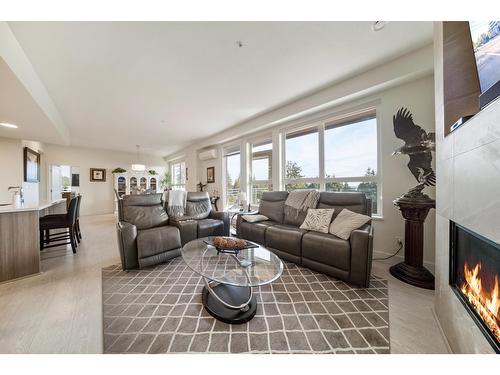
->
[198,149,218,161]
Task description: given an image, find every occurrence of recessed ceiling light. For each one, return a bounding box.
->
[372,21,388,32]
[0,122,18,129]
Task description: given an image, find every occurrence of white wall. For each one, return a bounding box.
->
[168,75,437,266]
[0,137,23,203]
[43,144,167,216]
[0,137,44,205]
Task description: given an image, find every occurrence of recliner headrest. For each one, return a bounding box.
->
[122,193,163,207]
[187,191,210,202]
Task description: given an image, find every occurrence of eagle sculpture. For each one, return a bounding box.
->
[392,107,435,195]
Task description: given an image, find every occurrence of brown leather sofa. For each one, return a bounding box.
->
[116,192,230,270]
[236,191,373,287]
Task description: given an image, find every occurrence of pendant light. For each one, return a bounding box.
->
[131,145,146,172]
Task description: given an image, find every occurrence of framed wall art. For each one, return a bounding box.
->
[207,166,215,183]
[24,147,40,183]
[90,168,106,182]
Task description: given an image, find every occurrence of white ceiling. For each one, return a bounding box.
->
[7,22,433,156]
[0,57,65,144]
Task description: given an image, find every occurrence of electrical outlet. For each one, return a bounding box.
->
[396,237,403,246]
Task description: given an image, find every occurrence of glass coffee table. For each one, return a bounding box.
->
[181,237,283,324]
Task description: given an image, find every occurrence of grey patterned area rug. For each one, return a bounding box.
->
[102,258,390,354]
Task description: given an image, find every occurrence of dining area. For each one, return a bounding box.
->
[0,194,83,283]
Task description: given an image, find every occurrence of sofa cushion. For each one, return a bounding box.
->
[300,208,335,233]
[302,231,350,271]
[242,214,269,223]
[265,224,307,257]
[197,218,224,238]
[238,220,277,245]
[329,209,371,240]
[123,205,169,230]
[137,225,181,259]
[258,191,288,223]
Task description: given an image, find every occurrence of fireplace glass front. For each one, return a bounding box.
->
[449,222,500,353]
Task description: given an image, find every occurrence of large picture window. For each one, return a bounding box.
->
[221,107,380,216]
[171,161,186,190]
[324,112,379,214]
[250,140,272,205]
[284,126,320,191]
[224,146,241,208]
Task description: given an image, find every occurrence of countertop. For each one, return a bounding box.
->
[0,198,66,214]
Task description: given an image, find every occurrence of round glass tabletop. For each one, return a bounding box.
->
[181,237,283,287]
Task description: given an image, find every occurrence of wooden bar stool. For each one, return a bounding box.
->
[40,197,79,253]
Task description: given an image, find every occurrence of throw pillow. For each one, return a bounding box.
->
[299,208,335,233]
[242,214,269,223]
[329,209,371,240]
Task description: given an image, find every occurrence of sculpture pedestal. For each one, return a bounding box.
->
[390,194,435,290]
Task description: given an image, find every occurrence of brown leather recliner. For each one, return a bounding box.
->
[116,194,182,270]
[167,192,230,246]
[236,191,374,287]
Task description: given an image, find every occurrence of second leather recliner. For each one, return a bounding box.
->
[167,192,229,245]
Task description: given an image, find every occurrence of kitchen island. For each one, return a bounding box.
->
[0,199,66,283]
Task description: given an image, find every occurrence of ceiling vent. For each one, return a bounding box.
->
[199,149,218,161]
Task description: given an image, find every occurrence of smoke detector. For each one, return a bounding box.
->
[373,21,388,32]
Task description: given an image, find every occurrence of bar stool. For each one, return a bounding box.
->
[40,196,78,253]
[75,195,82,242]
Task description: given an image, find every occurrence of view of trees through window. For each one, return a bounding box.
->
[284,113,379,214]
[221,110,380,215]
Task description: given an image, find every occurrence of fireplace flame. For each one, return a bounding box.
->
[461,262,500,342]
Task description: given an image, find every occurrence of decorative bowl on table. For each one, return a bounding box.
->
[204,236,258,255]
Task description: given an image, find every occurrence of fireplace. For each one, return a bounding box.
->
[449,222,500,352]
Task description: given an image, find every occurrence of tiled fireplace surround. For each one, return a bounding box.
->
[434,23,500,353]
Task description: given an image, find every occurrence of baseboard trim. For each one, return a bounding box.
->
[372,249,435,274]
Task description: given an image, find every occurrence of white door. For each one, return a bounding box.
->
[51,165,62,201]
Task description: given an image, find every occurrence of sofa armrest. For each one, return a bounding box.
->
[349,223,374,287]
[116,221,139,270]
[170,218,198,246]
[209,210,230,236]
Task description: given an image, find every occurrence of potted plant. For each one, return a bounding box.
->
[112,167,127,174]
[148,169,157,175]
[160,171,172,190]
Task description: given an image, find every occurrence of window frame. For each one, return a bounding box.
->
[170,160,186,190]
[282,121,322,188]
[223,144,242,209]
[249,137,273,205]
[281,108,381,216]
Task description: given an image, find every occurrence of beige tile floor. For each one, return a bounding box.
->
[0,214,450,353]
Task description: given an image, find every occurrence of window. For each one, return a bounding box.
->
[284,126,320,190]
[171,161,186,190]
[224,146,240,208]
[250,140,273,205]
[324,112,379,214]
[282,109,380,215]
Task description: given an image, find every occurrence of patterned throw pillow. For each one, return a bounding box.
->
[329,209,371,240]
[299,209,335,233]
[242,214,269,223]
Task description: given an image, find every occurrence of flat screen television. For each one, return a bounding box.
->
[469,21,500,109]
